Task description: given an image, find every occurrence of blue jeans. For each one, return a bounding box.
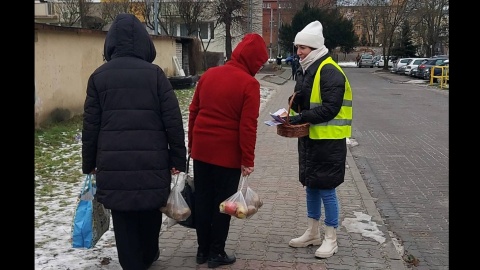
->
[306,187,339,228]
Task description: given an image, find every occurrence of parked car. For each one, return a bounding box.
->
[424,60,449,83]
[397,64,409,75]
[372,55,381,67]
[391,58,413,74]
[377,55,397,68]
[358,54,374,68]
[416,57,449,79]
[284,55,294,65]
[409,67,418,77]
[404,58,428,76]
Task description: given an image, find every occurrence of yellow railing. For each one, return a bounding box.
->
[429,65,449,89]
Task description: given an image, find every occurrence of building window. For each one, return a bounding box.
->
[198,21,214,40]
[178,21,214,41]
[180,24,188,37]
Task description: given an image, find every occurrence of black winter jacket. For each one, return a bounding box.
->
[290,54,348,189]
[82,14,186,211]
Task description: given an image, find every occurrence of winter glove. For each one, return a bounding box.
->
[289,115,302,124]
[288,95,302,114]
[282,113,304,125]
[288,91,304,104]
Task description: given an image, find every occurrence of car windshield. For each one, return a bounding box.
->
[426,58,448,65]
[362,55,373,59]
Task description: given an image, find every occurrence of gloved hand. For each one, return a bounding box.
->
[288,91,304,104]
[282,113,305,125]
[288,115,303,124]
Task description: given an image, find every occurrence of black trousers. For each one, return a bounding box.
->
[193,159,241,257]
[110,209,163,270]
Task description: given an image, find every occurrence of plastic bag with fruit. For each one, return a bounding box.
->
[219,175,262,219]
[242,176,263,218]
[219,191,248,219]
[160,174,192,222]
[219,175,250,219]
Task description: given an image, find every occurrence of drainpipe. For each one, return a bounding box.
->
[269,7,273,59]
[154,0,158,35]
[277,0,280,55]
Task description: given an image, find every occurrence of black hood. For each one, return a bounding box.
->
[103,14,156,63]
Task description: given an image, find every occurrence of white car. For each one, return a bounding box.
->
[391,58,413,74]
[404,58,428,76]
[373,55,381,67]
[377,55,397,68]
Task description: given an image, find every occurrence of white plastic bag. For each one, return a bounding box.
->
[160,174,191,221]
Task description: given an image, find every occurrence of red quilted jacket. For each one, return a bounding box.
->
[188,33,268,168]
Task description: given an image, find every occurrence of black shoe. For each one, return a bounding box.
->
[207,253,236,268]
[196,251,208,264]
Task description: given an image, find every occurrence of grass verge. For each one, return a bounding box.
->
[34,88,195,195]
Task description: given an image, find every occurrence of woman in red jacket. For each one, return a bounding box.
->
[188,33,268,268]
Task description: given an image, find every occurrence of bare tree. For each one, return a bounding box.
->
[211,0,263,60]
[357,0,411,70]
[212,0,246,60]
[176,0,205,36]
[140,0,180,36]
[409,0,448,57]
[355,4,382,46]
[101,0,132,26]
[131,1,160,34]
[198,19,221,70]
[140,1,199,36]
[338,0,448,58]
[54,0,93,27]
[288,0,336,10]
[380,0,413,70]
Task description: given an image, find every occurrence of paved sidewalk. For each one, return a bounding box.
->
[151,69,408,270]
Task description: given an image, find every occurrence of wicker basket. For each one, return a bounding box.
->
[276,92,310,138]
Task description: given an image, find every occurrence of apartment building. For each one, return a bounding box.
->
[35,1,264,58]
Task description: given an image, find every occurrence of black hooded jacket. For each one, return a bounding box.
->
[291,53,348,189]
[82,14,186,211]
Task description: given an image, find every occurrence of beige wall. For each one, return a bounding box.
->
[35,24,181,129]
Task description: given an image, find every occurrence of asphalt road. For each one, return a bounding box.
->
[346,67,449,270]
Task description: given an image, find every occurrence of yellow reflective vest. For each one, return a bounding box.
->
[308,57,352,139]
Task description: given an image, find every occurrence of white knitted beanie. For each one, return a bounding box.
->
[294,20,325,49]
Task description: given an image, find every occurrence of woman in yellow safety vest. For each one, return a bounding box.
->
[285,20,353,259]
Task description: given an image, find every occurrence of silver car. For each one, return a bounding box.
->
[404,58,428,76]
[392,58,413,74]
[358,54,374,68]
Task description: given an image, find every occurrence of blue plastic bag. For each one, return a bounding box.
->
[71,174,110,249]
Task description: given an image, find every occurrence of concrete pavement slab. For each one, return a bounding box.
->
[150,70,408,270]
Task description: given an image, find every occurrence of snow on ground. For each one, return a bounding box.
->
[35,62,377,270]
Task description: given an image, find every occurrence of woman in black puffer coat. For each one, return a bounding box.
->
[82,14,186,270]
[286,21,352,260]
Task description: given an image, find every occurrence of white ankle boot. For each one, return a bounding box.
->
[289,218,322,247]
[315,226,338,258]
